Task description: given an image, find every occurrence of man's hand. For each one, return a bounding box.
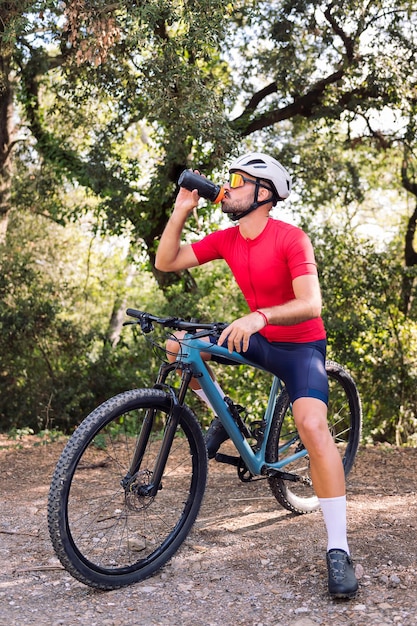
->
[155,174,202,272]
[218,311,266,353]
[174,185,200,218]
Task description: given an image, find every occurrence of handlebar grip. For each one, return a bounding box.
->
[126,308,143,319]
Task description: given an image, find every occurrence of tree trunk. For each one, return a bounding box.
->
[400,202,417,316]
[0,52,14,244]
[400,158,417,316]
[107,263,137,347]
[148,250,198,298]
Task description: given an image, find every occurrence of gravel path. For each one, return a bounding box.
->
[1,439,417,625]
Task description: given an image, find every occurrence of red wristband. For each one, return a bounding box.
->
[255,310,268,327]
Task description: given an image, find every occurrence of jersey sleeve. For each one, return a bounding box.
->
[285,228,318,279]
[191,229,232,264]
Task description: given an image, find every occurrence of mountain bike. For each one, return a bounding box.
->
[48,309,362,590]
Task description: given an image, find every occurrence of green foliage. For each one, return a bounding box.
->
[0,210,161,433]
[8,0,416,264]
[2,203,417,445]
[3,0,417,446]
[311,223,417,445]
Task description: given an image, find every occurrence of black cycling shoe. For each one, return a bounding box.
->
[326,549,358,599]
[205,417,229,459]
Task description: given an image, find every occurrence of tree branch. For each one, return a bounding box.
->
[231,69,344,135]
[323,3,356,61]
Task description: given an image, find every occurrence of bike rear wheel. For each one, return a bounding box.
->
[48,388,207,589]
[266,360,362,514]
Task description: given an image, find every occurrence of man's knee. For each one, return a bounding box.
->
[166,331,184,363]
[292,398,329,445]
[165,331,213,365]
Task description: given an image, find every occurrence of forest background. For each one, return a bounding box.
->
[1,0,417,446]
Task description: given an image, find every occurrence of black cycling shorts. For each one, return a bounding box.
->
[210,333,328,405]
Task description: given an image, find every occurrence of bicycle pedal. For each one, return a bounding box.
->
[214,453,240,467]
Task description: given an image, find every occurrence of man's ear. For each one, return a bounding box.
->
[258,185,273,202]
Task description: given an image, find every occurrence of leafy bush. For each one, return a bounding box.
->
[312,225,417,445]
[2,212,417,445]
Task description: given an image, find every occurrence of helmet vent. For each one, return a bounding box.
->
[244,159,266,168]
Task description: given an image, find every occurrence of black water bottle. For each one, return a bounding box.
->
[178,170,225,203]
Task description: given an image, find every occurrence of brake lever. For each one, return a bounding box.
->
[191,330,213,339]
[140,318,154,333]
[192,323,228,340]
[122,318,154,332]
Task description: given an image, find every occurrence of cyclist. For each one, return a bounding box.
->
[155,152,358,599]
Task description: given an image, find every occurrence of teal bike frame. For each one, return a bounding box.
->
[160,331,304,478]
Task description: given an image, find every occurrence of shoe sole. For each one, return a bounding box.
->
[329,590,358,600]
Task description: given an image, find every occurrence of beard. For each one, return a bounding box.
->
[221,196,253,217]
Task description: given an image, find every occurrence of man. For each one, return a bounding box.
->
[155,152,358,599]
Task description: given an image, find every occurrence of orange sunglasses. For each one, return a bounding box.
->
[229,173,273,191]
[229,173,255,188]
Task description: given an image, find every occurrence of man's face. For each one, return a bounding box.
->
[221,171,258,217]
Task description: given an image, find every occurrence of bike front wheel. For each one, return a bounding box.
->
[48,388,207,590]
[266,360,362,514]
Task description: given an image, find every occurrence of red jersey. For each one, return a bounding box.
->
[191,218,326,342]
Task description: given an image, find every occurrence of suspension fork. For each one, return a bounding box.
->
[125,362,180,478]
[124,363,193,497]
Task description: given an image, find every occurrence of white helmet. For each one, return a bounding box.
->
[229,152,292,203]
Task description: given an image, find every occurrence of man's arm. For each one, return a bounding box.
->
[218,274,322,353]
[260,274,322,325]
[155,186,200,272]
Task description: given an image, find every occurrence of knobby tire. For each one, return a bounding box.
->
[47,388,207,590]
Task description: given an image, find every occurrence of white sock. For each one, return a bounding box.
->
[193,381,225,414]
[319,495,350,555]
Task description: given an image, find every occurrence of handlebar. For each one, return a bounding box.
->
[125,308,229,338]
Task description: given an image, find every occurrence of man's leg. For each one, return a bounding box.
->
[292,397,358,598]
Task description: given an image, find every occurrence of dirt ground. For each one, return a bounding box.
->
[1,435,417,626]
